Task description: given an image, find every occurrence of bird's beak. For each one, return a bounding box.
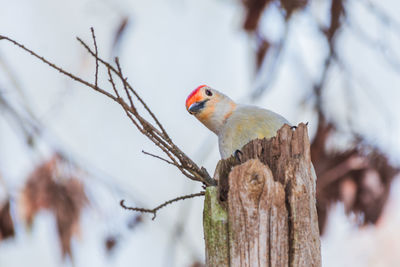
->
[187,100,208,114]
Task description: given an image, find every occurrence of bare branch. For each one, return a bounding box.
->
[120,191,205,220]
[0,30,216,187]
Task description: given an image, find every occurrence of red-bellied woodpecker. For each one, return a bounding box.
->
[186,85,291,159]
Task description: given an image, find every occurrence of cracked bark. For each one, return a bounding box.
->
[203,123,321,267]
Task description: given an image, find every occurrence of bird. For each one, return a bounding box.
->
[185,85,291,159]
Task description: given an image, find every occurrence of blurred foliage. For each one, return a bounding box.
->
[0,199,14,241]
[18,154,87,257]
[311,116,399,233]
[240,0,400,233]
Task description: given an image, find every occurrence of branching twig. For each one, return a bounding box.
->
[80,32,214,185]
[120,191,205,220]
[0,30,216,187]
[115,57,134,108]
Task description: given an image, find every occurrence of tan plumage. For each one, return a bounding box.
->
[186,85,290,159]
[218,105,289,159]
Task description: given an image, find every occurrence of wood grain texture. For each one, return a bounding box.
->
[228,159,288,267]
[204,123,321,267]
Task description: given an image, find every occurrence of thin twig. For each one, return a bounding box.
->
[90,27,99,88]
[0,35,116,101]
[142,150,175,165]
[120,191,205,220]
[107,68,119,98]
[115,57,134,108]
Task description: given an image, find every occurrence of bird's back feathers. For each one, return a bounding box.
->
[218,105,290,159]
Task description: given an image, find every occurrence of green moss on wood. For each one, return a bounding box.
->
[203,186,229,267]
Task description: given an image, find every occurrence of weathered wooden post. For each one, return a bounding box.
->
[203,123,321,267]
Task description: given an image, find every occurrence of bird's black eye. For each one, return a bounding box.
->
[205,89,212,96]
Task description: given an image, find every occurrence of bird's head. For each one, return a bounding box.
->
[186,85,236,134]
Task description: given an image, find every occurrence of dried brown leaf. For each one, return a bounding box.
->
[127,214,143,230]
[0,199,15,241]
[105,235,118,254]
[19,154,88,258]
[256,38,271,70]
[112,17,130,54]
[280,0,308,17]
[312,119,400,234]
[242,0,273,31]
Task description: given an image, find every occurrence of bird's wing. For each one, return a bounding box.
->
[218,105,290,159]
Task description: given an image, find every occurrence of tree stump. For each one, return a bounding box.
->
[203,123,321,267]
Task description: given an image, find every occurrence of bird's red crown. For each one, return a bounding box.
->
[186,85,208,109]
